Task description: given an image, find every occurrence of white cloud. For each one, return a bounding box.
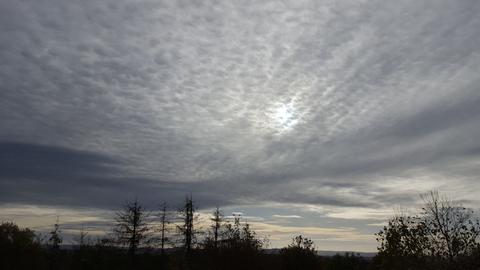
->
[272,214,303,219]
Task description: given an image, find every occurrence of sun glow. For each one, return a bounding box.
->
[270,102,299,132]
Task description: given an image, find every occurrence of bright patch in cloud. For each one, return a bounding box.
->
[272,214,303,219]
[270,102,300,131]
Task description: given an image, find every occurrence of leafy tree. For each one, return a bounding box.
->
[326,253,368,270]
[209,216,266,270]
[222,217,264,251]
[0,222,40,249]
[0,222,44,270]
[241,222,264,251]
[280,235,317,270]
[375,215,430,269]
[286,235,315,251]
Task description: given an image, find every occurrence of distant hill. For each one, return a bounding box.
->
[316,250,376,258]
[61,245,376,258]
[263,248,376,258]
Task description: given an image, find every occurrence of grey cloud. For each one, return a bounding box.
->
[0,142,224,209]
[1,0,480,217]
[0,142,120,180]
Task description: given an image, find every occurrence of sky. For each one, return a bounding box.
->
[1,0,480,252]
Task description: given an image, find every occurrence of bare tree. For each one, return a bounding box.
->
[47,217,63,270]
[421,191,480,261]
[202,206,225,250]
[177,194,196,254]
[211,206,223,249]
[158,202,170,255]
[48,216,62,251]
[114,198,151,266]
[376,191,480,269]
[73,225,89,247]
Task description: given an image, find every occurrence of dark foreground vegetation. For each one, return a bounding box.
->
[1,191,480,270]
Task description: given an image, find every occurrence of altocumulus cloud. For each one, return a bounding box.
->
[1,0,480,250]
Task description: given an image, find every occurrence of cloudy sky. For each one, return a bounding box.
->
[1,0,480,251]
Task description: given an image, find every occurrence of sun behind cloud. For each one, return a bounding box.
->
[267,101,301,133]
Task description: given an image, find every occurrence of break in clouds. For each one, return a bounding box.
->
[1,0,480,250]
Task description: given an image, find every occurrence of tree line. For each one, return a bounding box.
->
[1,191,480,270]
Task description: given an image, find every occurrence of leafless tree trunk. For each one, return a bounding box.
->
[211,206,223,249]
[420,191,479,261]
[158,202,170,255]
[422,191,479,261]
[178,194,196,254]
[114,198,150,267]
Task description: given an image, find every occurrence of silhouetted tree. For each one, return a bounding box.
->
[287,234,315,250]
[375,214,430,269]
[219,215,266,252]
[280,235,317,270]
[213,217,266,270]
[74,225,89,247]
[114,198,151,268]
[158,202,170,255]
[202,206,225,252]
[71,226,92,270]
[48,217,62,252]
[421,191,480,261]
[177,194,197,254]
[375,191,480,270]
[241,222,264,250]
[47,217,63,270]
[326,253,368,270]
[211,207,223,250]
[0,222,44,270]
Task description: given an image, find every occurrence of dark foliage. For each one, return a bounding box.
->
[280,235,318,270]
[323,253,370,270]
[374,191,480,270]
[0,222,46,270]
